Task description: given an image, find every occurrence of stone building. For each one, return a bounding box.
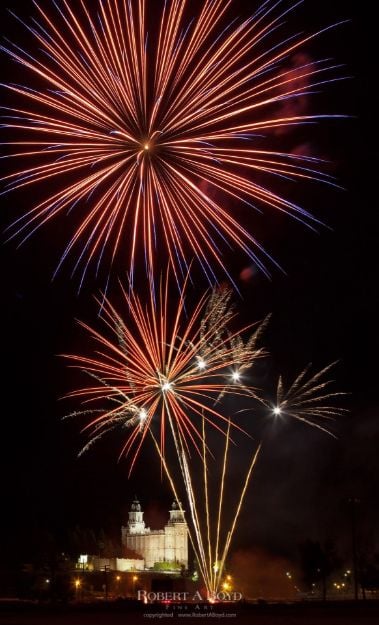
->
[77,553,144,572]
[121,498,188,569]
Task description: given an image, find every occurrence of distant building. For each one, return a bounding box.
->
[77,499,188,572]
[77,553,144,572]
[122,498,188,569]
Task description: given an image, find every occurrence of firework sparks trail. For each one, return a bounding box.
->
[151,417,261,595]
[148,429,211,592]
[63,280,264,474]
[214,417,231,588]
[215,443,261,591]
[202,414,213,589]
[265,361,347,435]
[1,0,345,288]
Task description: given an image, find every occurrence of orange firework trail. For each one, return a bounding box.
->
[1,0,345,288]
[64,281,265,473]
[151,421,262,594]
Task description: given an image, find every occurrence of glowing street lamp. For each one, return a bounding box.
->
[74,578,81,601]
[132,575,138,596]
[115,575,121,597]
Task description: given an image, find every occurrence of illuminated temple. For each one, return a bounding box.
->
[78,499,188,572]
[122,498,188,569]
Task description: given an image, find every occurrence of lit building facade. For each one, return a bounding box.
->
[121,499,188,569]
[77,553,144,572]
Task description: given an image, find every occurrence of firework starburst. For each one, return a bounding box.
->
[64,281,264,472]
[267,362,347,435]
[2,0,343,287]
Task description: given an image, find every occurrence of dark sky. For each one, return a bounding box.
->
[0,0,377,572]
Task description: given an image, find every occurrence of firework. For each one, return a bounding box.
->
[266,362,347,435]
[150,418,261,595]
[64,280,265,472]
[64,280,266,594]
[2,0,344,287]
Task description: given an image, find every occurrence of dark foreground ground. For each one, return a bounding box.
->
[1,601,379,625]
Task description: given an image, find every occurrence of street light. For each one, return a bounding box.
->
[348,497,360,600]
[103,565,110,600]
[115,575,121,597]
[74,578,81,601]
[132,575,138,596]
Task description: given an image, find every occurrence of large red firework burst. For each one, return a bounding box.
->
[2,0,343,287]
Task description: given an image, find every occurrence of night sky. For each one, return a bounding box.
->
[0,0,377,577]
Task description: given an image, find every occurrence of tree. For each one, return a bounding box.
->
[299,539,340,600]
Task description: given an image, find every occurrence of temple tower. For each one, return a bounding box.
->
[121,498,188,569]
[127,497,146,534]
